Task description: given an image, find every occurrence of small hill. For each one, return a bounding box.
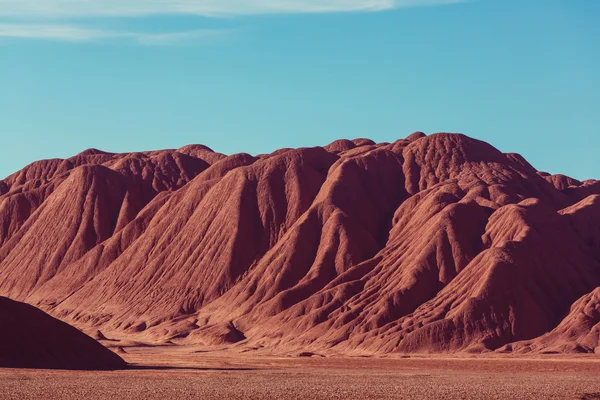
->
[0,297,126,370]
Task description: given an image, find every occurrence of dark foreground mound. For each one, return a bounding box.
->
[0,132,598,355]
[0,297,126,370]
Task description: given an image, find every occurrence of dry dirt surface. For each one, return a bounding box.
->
[1,348,600,400]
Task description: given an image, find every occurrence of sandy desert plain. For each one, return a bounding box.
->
[1,346,600,400]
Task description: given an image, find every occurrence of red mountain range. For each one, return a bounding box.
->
[1,132,598,358]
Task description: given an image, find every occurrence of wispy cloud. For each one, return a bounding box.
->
[0,0,467,18]
[0,24,116,41]
[136,29,232,46]
[0,23,232,45]
[0,1,468,44]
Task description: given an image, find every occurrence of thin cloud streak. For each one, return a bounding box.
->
[136,29,233,46]
[0,0,468,18]
[0,23,232,45]
[0,1,468,44]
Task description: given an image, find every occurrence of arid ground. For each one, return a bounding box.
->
[1,347,600,400]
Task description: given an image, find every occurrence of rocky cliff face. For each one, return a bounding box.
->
[0,133,598,355]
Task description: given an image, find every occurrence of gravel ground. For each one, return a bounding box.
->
[1,349,599,399]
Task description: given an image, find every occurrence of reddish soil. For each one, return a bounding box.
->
[1,347,600,399]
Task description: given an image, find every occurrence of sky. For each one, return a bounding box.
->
[0,0,598,180]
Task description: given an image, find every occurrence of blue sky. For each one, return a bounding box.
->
[1,0,598,180]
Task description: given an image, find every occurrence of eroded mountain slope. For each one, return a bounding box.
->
[0,133,598,354]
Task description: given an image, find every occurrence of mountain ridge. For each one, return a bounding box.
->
[0,132,598,355]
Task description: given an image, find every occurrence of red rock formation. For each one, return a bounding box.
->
[506,287,600,354]
[0,132,598,355]
[0,296,125,370]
